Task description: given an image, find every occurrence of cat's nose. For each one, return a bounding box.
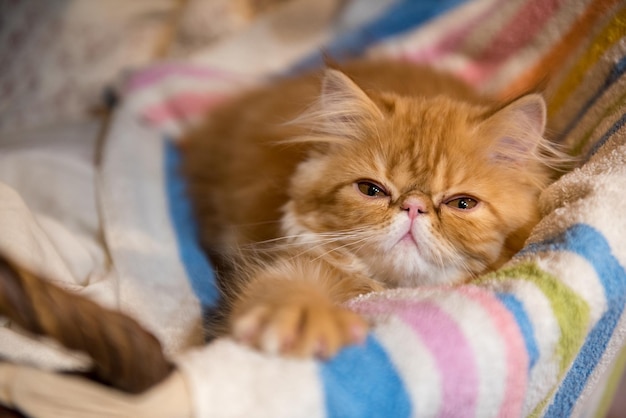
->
[401,198,428,219]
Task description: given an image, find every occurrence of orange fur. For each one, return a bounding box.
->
[182,59,564,357]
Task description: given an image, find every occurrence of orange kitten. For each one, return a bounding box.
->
[182,60,562,358]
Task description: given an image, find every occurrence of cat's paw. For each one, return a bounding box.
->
[232,299,368,358]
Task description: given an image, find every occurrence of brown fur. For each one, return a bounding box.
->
[182,59,565,357]
[0,257,172,393]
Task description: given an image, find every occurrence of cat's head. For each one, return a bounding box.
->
[282,68,562,286]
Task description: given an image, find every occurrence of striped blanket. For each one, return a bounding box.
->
[1,0,626,416]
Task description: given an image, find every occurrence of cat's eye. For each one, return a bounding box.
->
[445,196,479,210]
[356,181,389,198]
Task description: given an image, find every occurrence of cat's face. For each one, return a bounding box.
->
[282,69,553,286]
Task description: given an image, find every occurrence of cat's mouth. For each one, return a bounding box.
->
[387,219,424,256]
[399,231,419,247]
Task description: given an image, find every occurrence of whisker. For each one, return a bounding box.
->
[288,229,377,259]
[228,220,283,228]
[235,227,377,262]
[311,234,375,262]
[244,227,373,247]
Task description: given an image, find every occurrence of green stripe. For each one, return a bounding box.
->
[480,262,590,372]
[479,262,590,416]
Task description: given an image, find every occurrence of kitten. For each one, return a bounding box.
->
[182,59,563,358]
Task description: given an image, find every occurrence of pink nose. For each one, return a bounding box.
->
[401,198,428,220]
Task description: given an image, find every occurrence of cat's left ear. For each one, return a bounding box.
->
[486,94,547,164]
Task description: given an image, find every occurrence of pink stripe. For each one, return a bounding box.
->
[404,0,564,86]
[479,0,562,63]
[356,299,478,418]
[127,64,242,92]
[403,0,506,64]
[457,61,498,85]
[458,287,528,418]
[143,92,229,125]
[465,0,563,84]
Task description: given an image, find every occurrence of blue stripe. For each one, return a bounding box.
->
[164,140,220,309]
[586,111,626,160]
[291,0,469,72]
[320,335,412,418]
[559,54,626,144]
[496,293,539,370]
[521,224,626,417]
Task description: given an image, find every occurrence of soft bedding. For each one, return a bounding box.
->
[1,0,626,416]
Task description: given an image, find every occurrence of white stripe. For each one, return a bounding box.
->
[373,316,443,417]
[434,291,507,416]
[369,0,500,60]
[499,277,564,416]
[100,106,204,355]
[177,340,325,418]
[364,288,511,416]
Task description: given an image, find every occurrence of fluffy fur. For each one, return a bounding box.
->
[182,59,565,357]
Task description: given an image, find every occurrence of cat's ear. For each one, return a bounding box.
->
[320,69,383,119]
[486,94,547,164]
[290,69,384,143]
[319,69,385,140]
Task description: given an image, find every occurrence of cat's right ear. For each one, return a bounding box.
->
[284,70,383,144]
[292,70,384,143]
[320,69,384,128]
